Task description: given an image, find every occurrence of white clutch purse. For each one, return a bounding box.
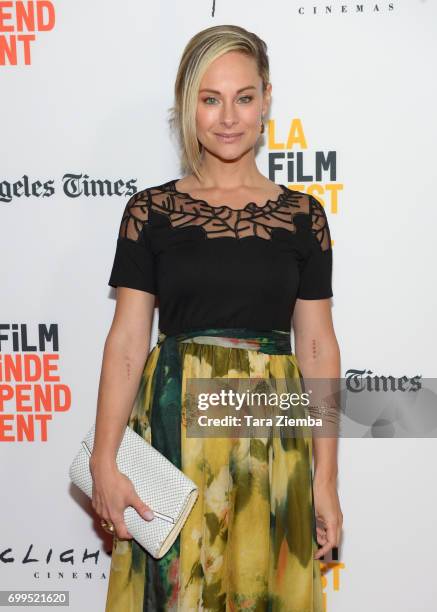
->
[68,423,199,559]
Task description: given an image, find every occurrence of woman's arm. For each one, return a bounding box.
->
[90,287,156,470]
[88,287,156,539]
[293,297,340,481]
[292,297,343,557]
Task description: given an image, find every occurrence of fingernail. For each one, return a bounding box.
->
[143,509,154,520]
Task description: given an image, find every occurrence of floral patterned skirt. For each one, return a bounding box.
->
[105,328,324,612]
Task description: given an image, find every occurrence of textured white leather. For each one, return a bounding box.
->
[69,423,198,558]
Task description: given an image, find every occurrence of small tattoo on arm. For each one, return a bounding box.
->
[124,357,131,380]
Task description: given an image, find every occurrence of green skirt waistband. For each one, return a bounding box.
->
[157,327,292,355]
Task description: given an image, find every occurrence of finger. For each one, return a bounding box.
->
[130,494,155,521]
[112,517,133,540]
[314,542,331,559]
[316,526,327,538]
[315,527,336,558]
[314,522,337,559]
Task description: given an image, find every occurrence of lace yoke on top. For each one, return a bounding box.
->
[118,180,331,248]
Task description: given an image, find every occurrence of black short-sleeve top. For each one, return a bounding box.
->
[108,178,333,336]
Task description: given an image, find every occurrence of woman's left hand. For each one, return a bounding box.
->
[312,477,343,559]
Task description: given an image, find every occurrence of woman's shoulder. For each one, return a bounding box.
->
[133,178,176,198]
[123,179,188,227]
[121,179,176,210]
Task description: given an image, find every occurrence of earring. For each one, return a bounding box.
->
[260,120,265,134]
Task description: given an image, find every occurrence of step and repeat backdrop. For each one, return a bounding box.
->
[1,1,436,610]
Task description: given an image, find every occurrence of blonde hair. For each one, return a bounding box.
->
[168,25,270,180]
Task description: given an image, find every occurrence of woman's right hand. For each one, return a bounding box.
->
[89,457,155,540]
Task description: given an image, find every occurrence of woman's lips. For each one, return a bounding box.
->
[215,133,243,143]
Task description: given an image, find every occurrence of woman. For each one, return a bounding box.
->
[91,24,342,611]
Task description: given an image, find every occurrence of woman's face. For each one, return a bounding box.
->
[195,51,271,161]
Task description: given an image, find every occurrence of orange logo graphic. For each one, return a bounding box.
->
[0,1,55,66]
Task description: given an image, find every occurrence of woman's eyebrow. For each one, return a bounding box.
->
[198,85,257,94]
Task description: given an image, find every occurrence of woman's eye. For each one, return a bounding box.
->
[202,95,253,105]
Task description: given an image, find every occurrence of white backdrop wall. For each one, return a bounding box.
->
[1,1,436,610]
